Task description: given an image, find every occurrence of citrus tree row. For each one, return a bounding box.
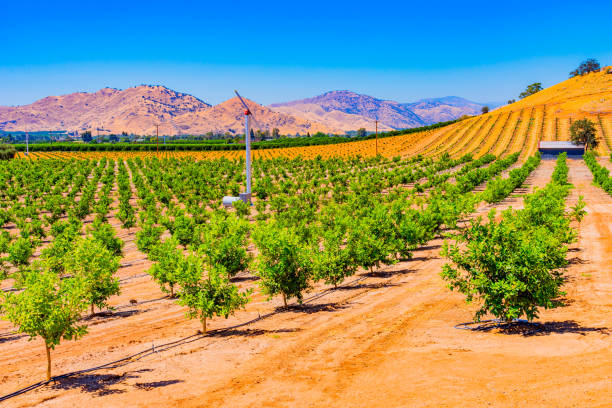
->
[0,151,541,381]
[442,152,584,322]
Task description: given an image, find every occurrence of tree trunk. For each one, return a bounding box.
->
[45,344,51,381]
[201,317,207,333]
[282,293,287,307]
[91,304,95,316]
[170,285,174,298]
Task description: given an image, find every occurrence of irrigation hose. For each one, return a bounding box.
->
[0,269,372,402]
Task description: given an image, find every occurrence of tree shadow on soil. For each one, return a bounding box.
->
[279,302,349,314]
[51,372,135,396]
[0,333,27,343]
[413,244,441,252]
[84,309,145,325]
[409,256,433,262]
[363,267,416,278]
[230,275,260,283]
[133,380,183,390]
[207,327,300,338]
[335,282,399,291]
[51,369,182,396]
[567,256,590,265]
[472,320,609,337]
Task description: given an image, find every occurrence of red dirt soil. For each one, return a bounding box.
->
[1,159,611,407]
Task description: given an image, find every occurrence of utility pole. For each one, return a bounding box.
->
[25,129,29,156]
[156,124,159,156]
[375,119,378,156]
[245,110,252,199]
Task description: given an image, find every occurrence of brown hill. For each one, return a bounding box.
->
[270,90,426,130]
[0,85,210,135]
[173,97,341,135]
[271,103,395,132]
[0,86,341,136]
[270,91,489,130]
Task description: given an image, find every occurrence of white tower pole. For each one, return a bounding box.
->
[26,130,29,156]
[245,112,252,196]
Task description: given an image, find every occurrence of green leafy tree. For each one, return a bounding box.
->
[441,209,567,322]
[481,106,490,114]
[177,254,250,332]
[570,118,599,150]
[507,99,516,105]
[232,200,250,218]
[356,128,367,138]
[198,213,251,279]
[41,235,74,275]
[253,223,313,306]
[64,237,120,315]
[170,214,196,247]
[1,266,88,380]
[136,221,164,254]
[570,195,587,224]
[8,237,33,267]
[117,201,136,230]
[90,219,124,256]
[519,82,543,99]
[312,229,356,287]
[147,238,184,297]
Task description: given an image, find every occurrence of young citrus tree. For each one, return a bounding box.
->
[147,237,184,297]
[313,228,356,288]
[90,219,124,256]
[197,213,251,279]
[177,254,250,333]
[135,221,165,254]
[64,237,120,315]
[442,209,568,322]
[253,222,313,306]
[7,236,34,268]
[1,265,88,380]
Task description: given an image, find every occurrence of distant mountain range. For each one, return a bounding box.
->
[0,86,493,135]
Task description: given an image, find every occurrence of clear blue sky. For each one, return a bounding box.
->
[2,0,611,106]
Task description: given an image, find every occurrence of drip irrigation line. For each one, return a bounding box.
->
[0,267,375,403]
[117,273,149,284]
[455,318,531,330]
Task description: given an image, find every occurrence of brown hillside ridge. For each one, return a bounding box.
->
[173,96,341,136]
[410,68,612,160]
[0,86,342,136]
[270,91,487,131]
[499,66,612,116]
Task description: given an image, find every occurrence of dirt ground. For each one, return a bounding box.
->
[1,158,611,407]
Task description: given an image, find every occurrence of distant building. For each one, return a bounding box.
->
[538,141,585,159]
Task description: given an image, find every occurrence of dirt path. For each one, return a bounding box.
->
[3,159,611,407]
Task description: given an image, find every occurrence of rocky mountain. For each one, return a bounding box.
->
[0,86,340,136]
[173,97,339,135]
[270,91,489,131]
[402,96,486,124]
[0,86,491,136]
[0,85,211,135]
[270,91,426,131]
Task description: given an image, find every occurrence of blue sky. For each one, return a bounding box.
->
[1,0,611,106]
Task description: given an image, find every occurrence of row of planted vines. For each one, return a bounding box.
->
[0,147,560,384]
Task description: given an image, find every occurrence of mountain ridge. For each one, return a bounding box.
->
[270,91,489,130]
[0,86,490,135]
[0,86,341,135]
